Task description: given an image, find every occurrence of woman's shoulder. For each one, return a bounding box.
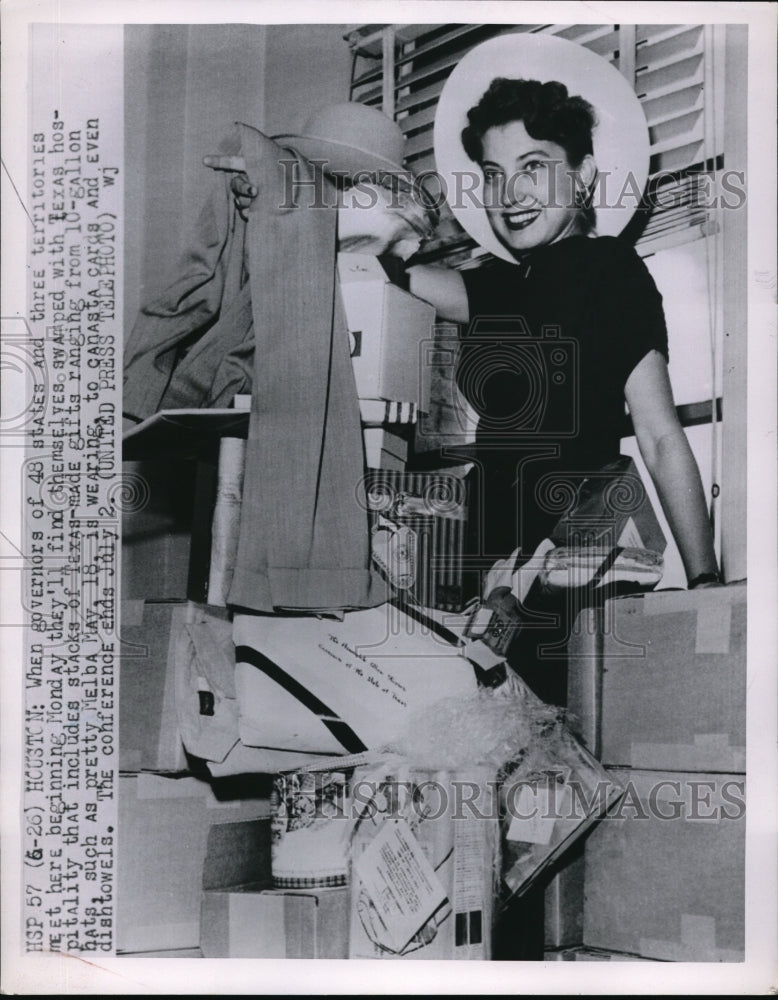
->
[570,235,656,288]
[569,234,643,264]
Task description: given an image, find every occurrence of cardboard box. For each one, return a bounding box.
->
[583,768,745,961]
[200,886,349,958]
[116,773,271,953]
[363,427,408,471]
[338,253,434,410]
[543,846,585,950]
[348,765,498,960]
[119,600,188,772]
[567,584,746,772]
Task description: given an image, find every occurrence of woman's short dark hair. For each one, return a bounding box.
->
[461,78,597,167]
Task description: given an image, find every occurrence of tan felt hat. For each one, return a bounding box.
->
[273,102,408,181]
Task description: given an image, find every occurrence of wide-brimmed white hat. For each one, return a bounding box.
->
[273,102,408,181]
[434,33,650,262]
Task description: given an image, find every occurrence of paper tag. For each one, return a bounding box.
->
[617,516,645,550]
[506,783,573,846]
[354,818,448,954]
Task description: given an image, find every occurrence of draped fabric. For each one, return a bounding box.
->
[228,125,385,612]
[123,123,385,613]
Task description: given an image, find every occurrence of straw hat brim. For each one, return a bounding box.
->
[433,33,650,262]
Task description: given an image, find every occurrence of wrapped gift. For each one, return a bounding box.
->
[271,766,353,888]
[362,469,468,611]
[348,762,498,960]
[549,455,666,553]
[499,732,623,900]
[342,672,622,957]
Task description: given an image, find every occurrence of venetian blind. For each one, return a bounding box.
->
[346,22,721,265]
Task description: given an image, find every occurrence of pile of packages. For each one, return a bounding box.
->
[166,446,661,959]
[175,520,635,958]
[124,239,669,959]
[193,671,624,959]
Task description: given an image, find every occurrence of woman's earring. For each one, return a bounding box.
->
[574,181,594,210]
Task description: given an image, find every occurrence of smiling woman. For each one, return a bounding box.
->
[462,78,598,254]
[408,34,720,610]
[476,118,595,253]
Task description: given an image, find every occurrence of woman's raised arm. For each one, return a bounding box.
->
[407,264,469,324]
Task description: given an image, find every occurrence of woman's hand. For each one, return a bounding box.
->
[337,182,433,261]
[203,154,451,274]
[203,154,255,219]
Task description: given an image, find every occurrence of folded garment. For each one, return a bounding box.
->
[539,545,663,593]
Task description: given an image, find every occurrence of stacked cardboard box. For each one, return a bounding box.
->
[338,252,434,415]
[545,583,746,962]
[122,458,215,603]
[116,773,271,954]
[201,886,350,959]
[582,767,745,961]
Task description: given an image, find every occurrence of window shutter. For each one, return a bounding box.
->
[346,22,721,264]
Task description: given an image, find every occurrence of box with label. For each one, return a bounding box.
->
[348,764,498,960]
[583,768,745,961]
[338,253,434,410]
[566,583,746,772]
[233,603,477,757]
[200,886,349,958]
[116,773,271,953]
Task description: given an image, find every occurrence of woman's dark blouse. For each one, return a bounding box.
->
[458,234,669,561]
